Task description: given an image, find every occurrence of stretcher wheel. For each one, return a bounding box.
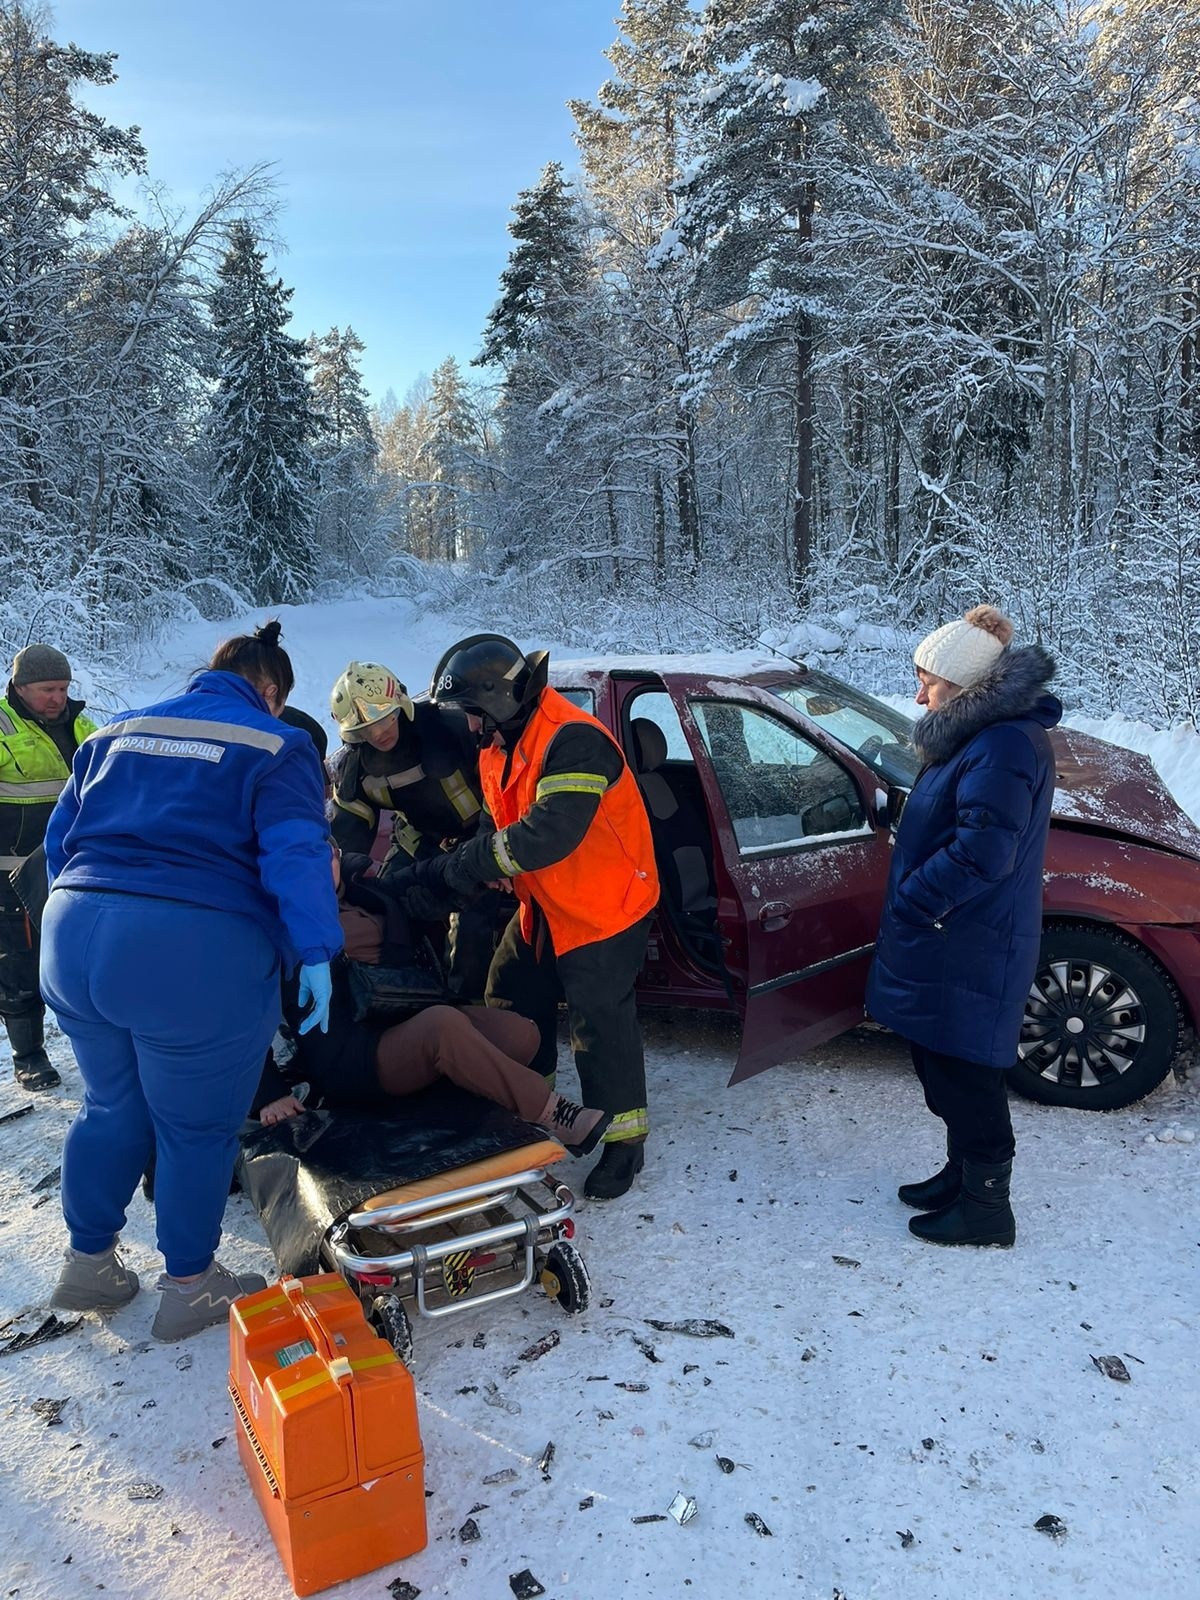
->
[540,1242,590,1315]
[369,1293,415,1365]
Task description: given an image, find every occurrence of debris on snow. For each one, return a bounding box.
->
[1,1314,82,1355]
[0,1103,34,1126]
[631,1514,668,1525]
[715,1455,735,1475]
[508,1570,546,1599]
[744,1511,773,1537]
[832,1256,861,1268]
[689,1431,715,1448]
[897,1528,916,1547]
[537,1441,555,1477]
[1035,1514,1068,1540]
[458,1516,481,1542]
[645,1318,734,1339]
[30,1398,68,1426]
[631,1334,661,1363]
[127,1483,163,1502]
[615,1381,649,1393]
[483,1468,518,1486]
[387,1581,421,1600]
[1091,1355,1132,1383]
[30,1166,61,1193]
[518,1330,560,1363]
[482,1382,521,1415]
[667,1492,698,1525]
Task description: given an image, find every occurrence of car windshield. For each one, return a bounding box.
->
[772,671,922,788]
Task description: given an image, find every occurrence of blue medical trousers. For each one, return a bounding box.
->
[41,889,280,1277]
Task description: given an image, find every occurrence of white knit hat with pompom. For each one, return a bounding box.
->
[913,605,1014,690]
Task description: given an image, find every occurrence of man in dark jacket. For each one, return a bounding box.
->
[0,644,96,1088]
[328,661,497,998]
[867,605,1061,1248]
[419,635,659,1202]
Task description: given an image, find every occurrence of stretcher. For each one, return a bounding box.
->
[236,1088,590,1363]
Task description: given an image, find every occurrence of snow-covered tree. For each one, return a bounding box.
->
[677,0,901,596]
[209,221,319,604]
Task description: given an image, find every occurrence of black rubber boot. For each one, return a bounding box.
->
[908,1159,1015,1248]
[6,1013,60,1091]
[898,1136,962,1211]
[584,1138,645,1201]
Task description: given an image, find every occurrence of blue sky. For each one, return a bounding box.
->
[53,0,622,406]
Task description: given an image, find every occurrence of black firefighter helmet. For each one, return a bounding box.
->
[430,634,549,731]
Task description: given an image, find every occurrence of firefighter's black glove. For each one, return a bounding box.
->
[338,850,375,883]
[383,854,468,920]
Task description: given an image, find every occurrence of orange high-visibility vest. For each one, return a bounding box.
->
[479,688,658,956]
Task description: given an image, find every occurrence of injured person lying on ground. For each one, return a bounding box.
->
[250,849,609,1159]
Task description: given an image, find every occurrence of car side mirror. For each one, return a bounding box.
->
[874,786,908,831]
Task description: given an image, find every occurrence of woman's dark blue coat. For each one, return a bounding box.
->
[866,646,1061,1069]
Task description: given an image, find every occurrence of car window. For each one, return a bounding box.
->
[626,690,693,763]
[691,700,868,854]
[773,672,921,787]
[556,687,596,713]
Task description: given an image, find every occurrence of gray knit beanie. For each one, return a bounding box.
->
[12,643,72,686]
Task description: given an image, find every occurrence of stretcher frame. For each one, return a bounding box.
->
[321,1147,589,1347]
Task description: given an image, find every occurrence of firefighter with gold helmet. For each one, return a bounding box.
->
[327,661,494,997]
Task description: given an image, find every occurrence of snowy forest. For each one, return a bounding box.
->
[2,0,1199,719]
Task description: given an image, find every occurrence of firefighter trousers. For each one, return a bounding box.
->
[485,909,651,1142]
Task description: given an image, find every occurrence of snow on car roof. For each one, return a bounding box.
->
[552,650,795,679]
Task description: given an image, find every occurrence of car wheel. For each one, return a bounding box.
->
[369,1293,415,1364]
[1009,925,1183,1110]
[540,1242,591,1315]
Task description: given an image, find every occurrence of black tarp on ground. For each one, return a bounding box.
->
[235,1085,551,1276]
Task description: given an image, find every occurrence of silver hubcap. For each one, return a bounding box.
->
[1019,957,1146,1087]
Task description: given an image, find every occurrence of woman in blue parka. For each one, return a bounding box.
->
[40,621,344,1340]
[866,605,1060,1247]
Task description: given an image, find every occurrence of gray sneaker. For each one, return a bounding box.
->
[151,1259,267,1342]
[50,1243,140,1312]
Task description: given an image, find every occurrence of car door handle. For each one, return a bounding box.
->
[757,901,792,931]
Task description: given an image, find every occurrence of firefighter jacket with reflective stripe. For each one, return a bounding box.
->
[44,671,343,969]
[479,687,658,957]
[330,699,483,861]
[0,695,95,872]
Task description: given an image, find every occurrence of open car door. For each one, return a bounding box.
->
[661,681,893,1084]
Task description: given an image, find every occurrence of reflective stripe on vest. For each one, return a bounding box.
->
[0,699,95,807]
[478,687,658,957]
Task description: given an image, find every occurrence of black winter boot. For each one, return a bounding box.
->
[908,1159,1015,1248]
[898,1135,962,1211]
[584,1138,645,1201]
[6,1013,60,1091]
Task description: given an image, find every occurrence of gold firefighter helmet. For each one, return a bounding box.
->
[329,662,414,740]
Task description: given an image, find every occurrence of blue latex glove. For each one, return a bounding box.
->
[296,962,332,1035]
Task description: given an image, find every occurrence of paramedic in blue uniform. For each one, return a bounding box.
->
[39,621,343,1342]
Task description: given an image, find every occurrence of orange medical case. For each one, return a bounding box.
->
[229,1273,427,1596]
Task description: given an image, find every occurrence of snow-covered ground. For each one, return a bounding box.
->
[2,594,1198,1600]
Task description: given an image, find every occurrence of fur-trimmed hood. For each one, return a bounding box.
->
[912,644,1060,765]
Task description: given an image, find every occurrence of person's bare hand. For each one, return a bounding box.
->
[486,879,515,893]
[260,1094,305,1126]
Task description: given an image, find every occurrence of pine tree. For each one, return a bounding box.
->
[477,163,588,369]
[209,221,319,604]
[307,325,381,573]
[0,0,144,581]
[678,0,901,597]
[570,0,705,570]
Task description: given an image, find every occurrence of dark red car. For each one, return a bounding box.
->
[548,655,1200,1111]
